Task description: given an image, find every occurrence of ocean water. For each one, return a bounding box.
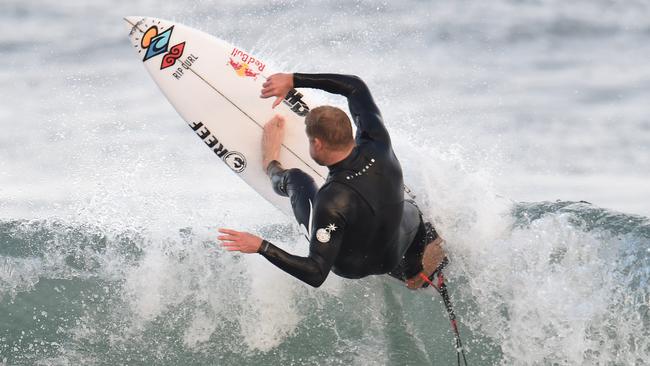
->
[1,0,649,365]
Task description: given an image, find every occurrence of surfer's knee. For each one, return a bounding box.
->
[267,161,290,197]
[284,168,316,192]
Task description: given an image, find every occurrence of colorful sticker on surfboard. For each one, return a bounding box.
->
[228,47,266,80]
[134,21,186,70]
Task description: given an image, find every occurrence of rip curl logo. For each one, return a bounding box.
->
[139,25,186,70]
[161,43,186,69]
[316,224,337,244]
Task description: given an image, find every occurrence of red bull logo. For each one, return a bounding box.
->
[228,58,260,79]
[228,47,266,80]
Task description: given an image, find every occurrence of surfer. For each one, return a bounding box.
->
[218,73,446,289]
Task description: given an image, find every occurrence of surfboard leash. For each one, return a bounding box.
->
[419,271,469,366]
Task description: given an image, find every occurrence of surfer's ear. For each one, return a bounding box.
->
[312,137,323,151]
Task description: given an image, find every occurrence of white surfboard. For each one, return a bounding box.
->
[123,16,328,216]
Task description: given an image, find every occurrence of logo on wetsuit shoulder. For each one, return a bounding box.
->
[345,158,376,181]
[316,223,337,243]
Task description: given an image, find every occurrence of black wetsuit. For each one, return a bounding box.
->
[259,73,437,287]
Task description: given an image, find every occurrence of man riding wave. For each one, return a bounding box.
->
[218,73,446,289]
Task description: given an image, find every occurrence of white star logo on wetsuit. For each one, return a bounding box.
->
[316,223,337,243]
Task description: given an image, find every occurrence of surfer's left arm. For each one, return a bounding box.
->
[261,73,390,144]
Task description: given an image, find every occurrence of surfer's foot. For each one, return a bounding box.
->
[262,115,286,172]
[405,237,447,289]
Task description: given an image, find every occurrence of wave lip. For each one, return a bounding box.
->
[513,200,650,238]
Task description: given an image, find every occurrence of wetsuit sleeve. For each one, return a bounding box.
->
[258,194,347,288]
[293,73,390,144]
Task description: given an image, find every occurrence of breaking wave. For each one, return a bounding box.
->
[1,200,648,365]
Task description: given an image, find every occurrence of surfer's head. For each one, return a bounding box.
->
[305,106,354,166]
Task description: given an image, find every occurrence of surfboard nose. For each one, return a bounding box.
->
[123,16,144,33]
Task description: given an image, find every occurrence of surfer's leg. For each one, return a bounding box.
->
[388,213,447,289]
[267,160,318,232]
[388,218,428,281]
[405,222,447,289]
[413,229,447,285]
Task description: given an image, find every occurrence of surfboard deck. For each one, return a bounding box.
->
[124,16,328,216]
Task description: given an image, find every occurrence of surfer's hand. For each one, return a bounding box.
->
[218,228,263,254]
[261,73,293,108]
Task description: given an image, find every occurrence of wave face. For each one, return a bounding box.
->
[1,202,648,365]
[2,0,650,364]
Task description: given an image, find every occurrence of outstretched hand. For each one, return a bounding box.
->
[261,73,293,108]
[218,228,263,254]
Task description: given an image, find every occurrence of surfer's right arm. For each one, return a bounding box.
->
[256,193,347,287]
[256,238,340,288]
[261,73,391,144]
[218,227,339,288]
